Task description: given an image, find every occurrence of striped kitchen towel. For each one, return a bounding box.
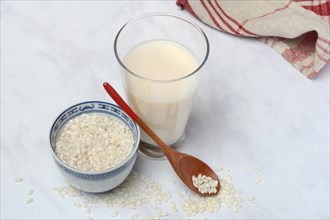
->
[177,0,330,78]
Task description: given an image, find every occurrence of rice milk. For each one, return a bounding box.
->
[123,40,200,144]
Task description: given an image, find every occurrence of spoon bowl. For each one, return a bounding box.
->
[178,154,221,195]
[103,82,220,196]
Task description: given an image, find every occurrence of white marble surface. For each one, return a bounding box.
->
[1,1,329,219]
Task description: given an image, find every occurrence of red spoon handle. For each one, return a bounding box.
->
[103,82,139,121]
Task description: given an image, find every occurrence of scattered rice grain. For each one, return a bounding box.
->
[15,178,23,183]
[74,203,81,207]
[251,202,258,208]
[26,198,33,205]
[216,167,223,172]
[253,168,262,173]
[131,214,139,219]
[53,185,83,198]
[111,211,118,217]
[27,189,34,196]
[160,211,169,217]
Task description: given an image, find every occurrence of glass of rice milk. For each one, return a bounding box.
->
[114,13,209,158]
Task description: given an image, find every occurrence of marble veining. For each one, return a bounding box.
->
[1,1,329,219]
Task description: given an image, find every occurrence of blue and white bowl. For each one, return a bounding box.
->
[49,101,140,193]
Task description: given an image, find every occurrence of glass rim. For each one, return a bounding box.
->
[114,13,210,83]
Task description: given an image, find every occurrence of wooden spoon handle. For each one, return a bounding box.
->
[103,82,171,154]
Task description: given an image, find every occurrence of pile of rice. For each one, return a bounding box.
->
[55,113,134,172]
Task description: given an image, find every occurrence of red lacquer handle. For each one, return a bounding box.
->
[103,82,139,121]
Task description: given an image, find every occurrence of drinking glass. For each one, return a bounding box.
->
[114,13,209,158]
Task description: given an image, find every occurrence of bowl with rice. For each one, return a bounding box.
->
[49,101,140,193]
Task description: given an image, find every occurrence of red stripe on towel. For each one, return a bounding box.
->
[200,0,225,32]
[302,1,330,16]
[214,0,257,36]
[207,0,240,35]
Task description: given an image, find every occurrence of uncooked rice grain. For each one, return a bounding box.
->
[55,113,134,172]
[253,168,262,173]
[111,211,119,217]
[74,203,81,207]
[26,198,33,205]
[27,189,34,196]
[255,178,262,184]
[131,214,139,219]
[15,178,23,183]
[216,167,224,172]
[168,180,176,184]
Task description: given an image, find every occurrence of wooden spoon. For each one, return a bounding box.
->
[103,82,220,196]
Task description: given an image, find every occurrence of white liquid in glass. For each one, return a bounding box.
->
[123,40,200,144]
